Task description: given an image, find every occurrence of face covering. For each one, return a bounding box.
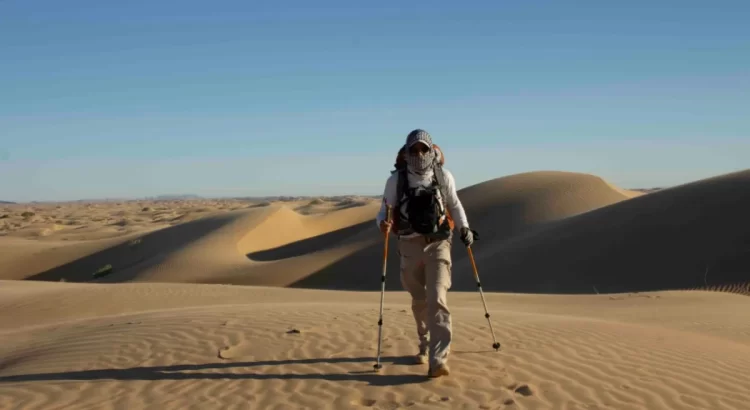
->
[406,148,435,172]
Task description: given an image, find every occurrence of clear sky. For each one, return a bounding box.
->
[1,0,748,202]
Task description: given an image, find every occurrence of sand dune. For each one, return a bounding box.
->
[1,280,750,410]
[457,171,639,242]
[0,198,261,281]
[2,170,748,296]
[5,201,381,287]
[477,169,750,294]
[0,235,146,281]
[5,170,638,289]
[289,169,750,293]
[294,196,373,215]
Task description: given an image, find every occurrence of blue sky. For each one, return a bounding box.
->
[1,0,748,201]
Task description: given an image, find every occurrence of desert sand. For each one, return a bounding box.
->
[1,169,750,409]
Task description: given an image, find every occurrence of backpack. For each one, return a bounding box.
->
[391,143,455,238]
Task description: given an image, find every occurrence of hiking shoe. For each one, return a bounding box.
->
[414,351,428,364]
[428,363,450,378]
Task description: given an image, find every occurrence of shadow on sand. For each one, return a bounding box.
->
[246,221,374,261]
[0,355,428,387]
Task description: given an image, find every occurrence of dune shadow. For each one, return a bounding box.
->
[24,212,249,283]
[285,194,563,292]
[283,231,489,292]
[0,355,427,387]
[295,201,369,215]
[288,170,750,295]
[247,201,272,208]
[333,201,370,210]
[287,236,402,290]
[490,173,750,294]
[247,221,374,261]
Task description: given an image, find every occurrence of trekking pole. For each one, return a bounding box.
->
[374,205,392,371]
[467,245,501,351]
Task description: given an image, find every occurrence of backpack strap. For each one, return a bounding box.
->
[396,168,407,206]
[432,163,456,231]
[394,144,407,171]
[393,168,409,234]
[433,164,448,200]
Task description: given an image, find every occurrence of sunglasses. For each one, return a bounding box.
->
[408,143,430,155]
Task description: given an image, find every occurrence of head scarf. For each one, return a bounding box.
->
[404,129,435,172]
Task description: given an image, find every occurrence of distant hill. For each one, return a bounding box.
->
[232,195,381,202]
[145,194,203,201]
[0,201,15,204]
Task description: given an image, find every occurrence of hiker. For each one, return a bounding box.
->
[375,129,476,378]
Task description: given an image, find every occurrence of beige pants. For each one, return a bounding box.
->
[398,234,453,367]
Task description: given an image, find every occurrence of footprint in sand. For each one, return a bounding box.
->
[510,383,533,397]
[507,382,533,396]
[350,398,404,408]
[350,398,377,407]
[218,343,253,360]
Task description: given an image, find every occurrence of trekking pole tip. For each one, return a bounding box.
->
[492,342,501,351]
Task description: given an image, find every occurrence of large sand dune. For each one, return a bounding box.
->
[0,198,260,280]
[292,169,749,294]
[6,201,381,286]
[479,169,750,294]
[458,170,642,243]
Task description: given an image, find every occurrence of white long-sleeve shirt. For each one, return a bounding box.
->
[375,167,469,236]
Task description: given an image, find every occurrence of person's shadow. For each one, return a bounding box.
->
[0,355,428,387]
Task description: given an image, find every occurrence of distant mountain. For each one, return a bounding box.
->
[231,194,381,202]
[0,200,15,204]
[146,194,203,201]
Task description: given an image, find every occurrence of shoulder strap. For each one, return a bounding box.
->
[396,168,407,205]
[393,169,409,232]
[394,144,407,171]
[432,163,455,229]
[433,164,448,200]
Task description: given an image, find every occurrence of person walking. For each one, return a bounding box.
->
[375,129,476,378]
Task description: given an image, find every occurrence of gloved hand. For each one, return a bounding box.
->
[460,227,479,247]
